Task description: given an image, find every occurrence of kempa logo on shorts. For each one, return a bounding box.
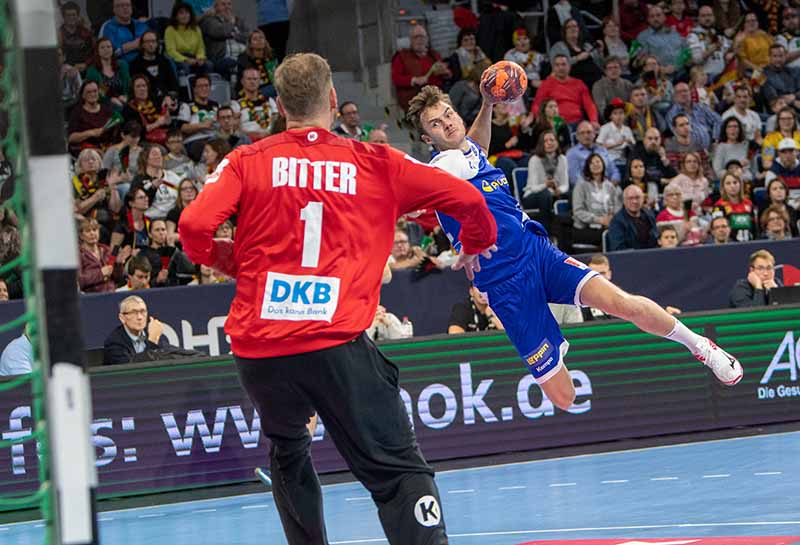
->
[414,495,441,527]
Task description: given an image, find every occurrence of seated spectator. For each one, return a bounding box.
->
[193,264,233,285]
[0,326,32,376]
[103,295,171,364]
[765,138,800,207]
[764,46,800,111]
[130,144,181,220]
[721,84,762,144]
[165,3,212,79]
[72,149,123,239]
[236,29,278,98]
[215,105,251,149]
[635,55,674,115]
[77,217,127,293]
[166,178,198,245]
[734,13,773,75]
[762,106,800,168]
[59,1,94,73]
[447,284,504,334]
[448,61,487,129]
[621,157,658,208]
[776,6,800,70]
[688,66,717,110]
[729,249,780,307]
[0,278,7,301]
[601,17,632,77]
[550,18,603,90]
[546,0,590,48]
[137,219,179,287]
[195,138,231,185]
[163,128,195,181]
[367,304,406,341]
[572,153,623,248]
[178,74,219,161]
[391,24,450,113]
[713,173,755,241]
[528,98,571,153]
[597,99,635,173]
[669,152,711,213]
[111,188,150,249]
[199,0,249,79]
[666,0,693,37]
[388,230,430,270]
[103,120,143,190]
[706,214,732,244]
[566,122,620,187]
[215,219,235,241]
[333,101,372,141]
[129,30,180,102]
[123,75,173,145]
[665,114,713,180]
[367,129,388,144]
[657,224,680,248]
[656,182,705,245]
[687,6,734,83]
[523,130,568,229]
[759,204,793,240]
[666,82,721,149]
[636,5,685,76]
[488,102,530,184]
[67,81,114,156]
[504,29,547,90]
[447,28,488,84]
[625,85,667,141]
[85,37,131,110]
[0,225,21,299]
[607,185,658,251]
[98,0,148,64]
[712,117,752,183]
[630,128,678,188]
[526,55,599,128]
[116,255,152,292]
[593,57,634,120]
[59,46,84,111]
[231,67,277,141]
[764,178,799,236]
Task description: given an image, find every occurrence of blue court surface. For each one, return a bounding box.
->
[3,431,800,545]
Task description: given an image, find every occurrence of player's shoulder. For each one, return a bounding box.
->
[430,140,482,179]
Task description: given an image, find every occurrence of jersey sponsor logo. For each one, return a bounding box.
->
[272,157,357,195]
[480,178,509,193]
[564,256,588,269]
[525,338,555,376]
[204,158,230,185]
[413,495,441,527]
[261,272,340,322]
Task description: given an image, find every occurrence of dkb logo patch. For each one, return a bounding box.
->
[414,495,441,527]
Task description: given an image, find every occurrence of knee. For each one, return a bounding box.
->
[548,382,576,411]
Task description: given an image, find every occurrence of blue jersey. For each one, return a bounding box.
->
[433,138,548,290]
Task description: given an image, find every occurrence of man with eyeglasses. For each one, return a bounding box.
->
[98,0,149,64]
[729,249,781,307]
[334,101,373,141]
[706,214,732,244]
[103,295,171,364]
[763,44,800,111]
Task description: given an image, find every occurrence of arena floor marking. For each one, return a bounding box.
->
[0,430,798,545]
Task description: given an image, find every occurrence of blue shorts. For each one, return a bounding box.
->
[485,234,597,384]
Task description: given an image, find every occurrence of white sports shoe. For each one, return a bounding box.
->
[693,337,743,386]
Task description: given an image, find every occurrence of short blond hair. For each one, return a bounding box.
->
[406,85,453,134]
[749,249,775,267]
[274,53,332,119]
[589,254,608,266]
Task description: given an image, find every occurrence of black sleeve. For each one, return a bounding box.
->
[161,58,179,96]
[729,280,766,308]
[166,206,181,225]
[103,331,133,365]
[448,301,472,331]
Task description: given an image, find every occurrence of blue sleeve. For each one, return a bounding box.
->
[602,148,620,181]
[435,211,463,253]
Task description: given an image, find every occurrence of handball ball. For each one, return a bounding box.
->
[481,60,528,103]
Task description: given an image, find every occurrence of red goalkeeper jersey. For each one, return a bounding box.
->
[180,128,497,358]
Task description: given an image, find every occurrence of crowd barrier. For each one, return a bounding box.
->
[1,304,798,506]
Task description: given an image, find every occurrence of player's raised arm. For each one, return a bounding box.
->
[390,149,497,256]
[466,74,495,154]
[178,151,243,272]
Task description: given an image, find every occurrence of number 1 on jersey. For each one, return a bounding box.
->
[300,201,323,268]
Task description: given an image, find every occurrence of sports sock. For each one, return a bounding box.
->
[664,318,703,353]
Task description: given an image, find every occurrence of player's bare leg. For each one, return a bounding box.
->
[580,276,743,385]
[540,367,576,411]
